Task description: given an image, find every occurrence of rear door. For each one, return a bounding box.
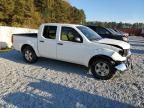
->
[38,25,57,59]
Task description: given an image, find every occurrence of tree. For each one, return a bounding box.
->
[0,0,86,28]
[0,0,15,25]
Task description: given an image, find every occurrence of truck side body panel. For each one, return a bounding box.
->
[13,36,40,57]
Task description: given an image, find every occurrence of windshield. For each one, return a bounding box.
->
[77,26,102,41]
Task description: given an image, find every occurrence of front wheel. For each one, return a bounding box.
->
[22,46,38,63]
[90,59,116,80]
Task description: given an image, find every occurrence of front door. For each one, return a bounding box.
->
[57,26,86,64]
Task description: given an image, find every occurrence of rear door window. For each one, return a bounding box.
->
[43,26,57,39]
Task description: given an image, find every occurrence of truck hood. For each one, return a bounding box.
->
[98,38,130,49]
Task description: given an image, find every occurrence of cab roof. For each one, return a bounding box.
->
[42,23,83,27]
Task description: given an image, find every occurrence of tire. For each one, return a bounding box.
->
[90,59,116,80]
[22,46,38,63]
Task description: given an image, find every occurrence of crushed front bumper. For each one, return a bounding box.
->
[115,56,132,72]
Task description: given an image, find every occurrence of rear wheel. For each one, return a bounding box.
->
[90,59,116,80]
[22,46,38,63]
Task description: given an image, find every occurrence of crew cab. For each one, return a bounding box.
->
[12,23,132,80]
[87,25,128,42]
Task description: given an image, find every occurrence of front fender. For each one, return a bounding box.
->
[92,48,114,58]
[111,52,126,61]
[88,48,126,65]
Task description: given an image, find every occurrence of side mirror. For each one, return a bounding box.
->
[75,37,81,42]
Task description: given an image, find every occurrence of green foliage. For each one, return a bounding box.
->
[0,0,15,25]
[0,0,86,28]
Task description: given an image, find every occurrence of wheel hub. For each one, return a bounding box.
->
[95,62,110,76]
[25,50,32,61]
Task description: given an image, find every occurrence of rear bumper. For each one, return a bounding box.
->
[115,55,132,71]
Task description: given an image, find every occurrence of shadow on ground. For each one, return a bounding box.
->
[0,50,92,78]
[131,49,144,55]
[129,40,144,43]
[130,43,144,47]
[3,78,135,108]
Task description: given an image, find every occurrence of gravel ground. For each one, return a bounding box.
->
[0,36,144,108]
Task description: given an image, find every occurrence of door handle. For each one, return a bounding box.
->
[57,43,63,45]
[40,40,44,42]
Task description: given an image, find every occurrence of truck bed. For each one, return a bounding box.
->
[13,33,37,38]
[13,33,38,53]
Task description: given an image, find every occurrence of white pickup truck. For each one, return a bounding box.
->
[12,23,132,80]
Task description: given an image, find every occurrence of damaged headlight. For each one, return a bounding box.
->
[119,49,130,57]
[119,50,123,56]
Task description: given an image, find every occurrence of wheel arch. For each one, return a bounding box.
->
[88,55,114,67]
[21,44,34,52]
[21,44,38,63]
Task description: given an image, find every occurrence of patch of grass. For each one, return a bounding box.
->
[0,48,12,53]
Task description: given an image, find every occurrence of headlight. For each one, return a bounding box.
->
[119,49,131,57]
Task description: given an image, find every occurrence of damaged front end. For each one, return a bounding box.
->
[114,49,133,72]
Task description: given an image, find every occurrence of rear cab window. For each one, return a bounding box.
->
[43,26,57,39]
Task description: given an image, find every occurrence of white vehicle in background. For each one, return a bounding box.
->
[12,23,132,80]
